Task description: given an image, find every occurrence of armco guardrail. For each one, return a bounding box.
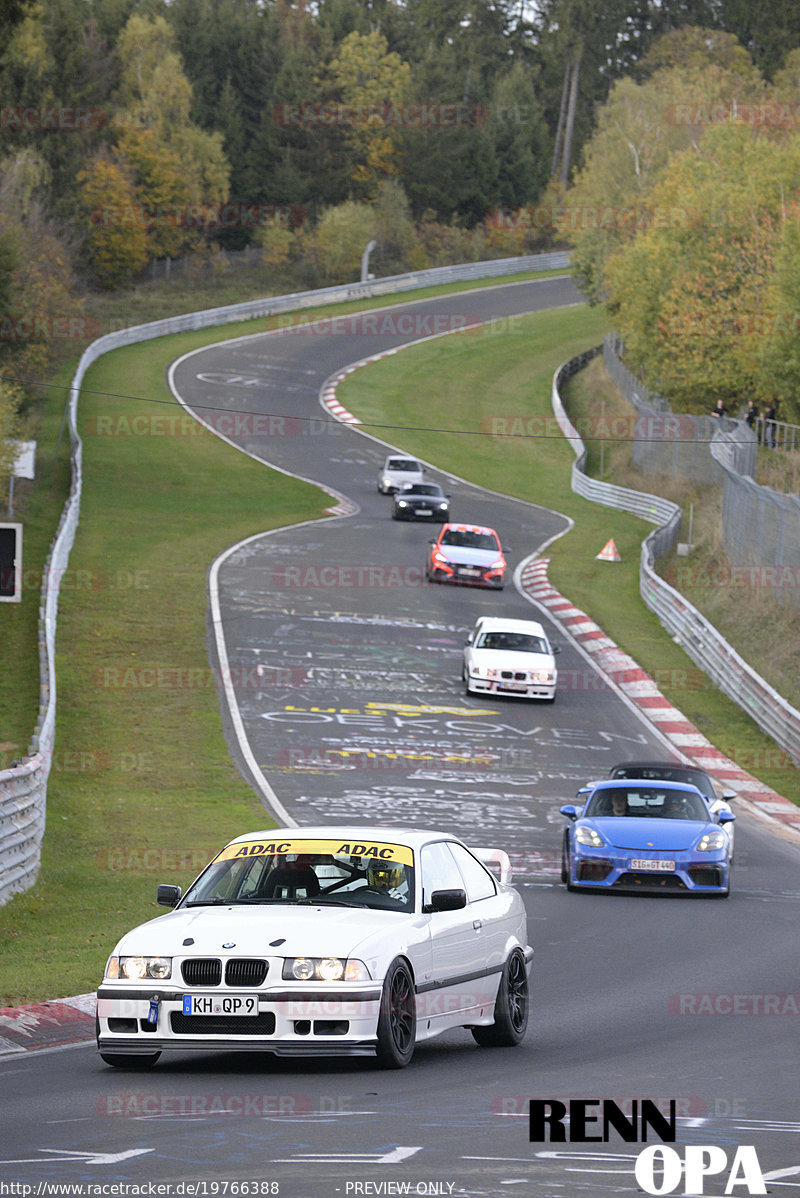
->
[0,250,570,905]
[553,352,800,768]
[604,335,800,610]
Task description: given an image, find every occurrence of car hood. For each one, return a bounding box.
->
[438,546,501,566]
[114,903,415,960]
[591,817,709,851]
[470,648,553,670]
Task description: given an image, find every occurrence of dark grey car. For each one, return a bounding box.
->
[392,483,450,522]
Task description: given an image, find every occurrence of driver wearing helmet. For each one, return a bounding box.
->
[367,862,407,901]
[663,792,688,819]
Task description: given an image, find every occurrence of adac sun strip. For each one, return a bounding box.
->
[213,838,414,866]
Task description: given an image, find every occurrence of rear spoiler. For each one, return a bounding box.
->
[472,847,512,885]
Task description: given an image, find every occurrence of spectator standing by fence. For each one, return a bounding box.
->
[711,398,728,420]
[764,400,778,448]
[744,398,759,429]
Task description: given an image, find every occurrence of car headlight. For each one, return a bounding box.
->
[575,825,606,848]
[397,500,408,508]
[106,955,172,981]
[472,665,497,678]
[697,830,727,852]
[432,551,449,564]
[282,957,371,982]
[438,503,448,510]
[489,558,505,571]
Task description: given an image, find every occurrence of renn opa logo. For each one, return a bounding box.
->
[528,1100,766,1195]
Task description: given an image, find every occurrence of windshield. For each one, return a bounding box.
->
[585,787,708,821]
[441,529,499,551]
[401,485,441,497]
[387,459,420,472]
[476,631,546,653]
[183,837,415,912]
[612,765,713,795]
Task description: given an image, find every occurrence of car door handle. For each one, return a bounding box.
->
[473,919,482,930]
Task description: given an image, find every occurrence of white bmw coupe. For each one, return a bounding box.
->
[96,825,532,1069]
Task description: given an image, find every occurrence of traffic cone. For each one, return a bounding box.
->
[596,538,621,562]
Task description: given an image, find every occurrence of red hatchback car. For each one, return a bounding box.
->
[425,523,507,589]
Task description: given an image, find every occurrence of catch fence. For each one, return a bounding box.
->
[603,335,799,608]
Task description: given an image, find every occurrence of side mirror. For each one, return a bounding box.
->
[551,645,562,655]
[717,811,736,824]
[560,805,578,820]
[423,888,467,912]
[157,884,182,907]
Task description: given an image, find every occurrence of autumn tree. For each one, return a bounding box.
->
[115,14,230,210]
[76,156,148,287]
[0,149,81,383]
[311,199,376,279]
[560,34,766,301]
[328,30,412,196]
[605,123,800,412]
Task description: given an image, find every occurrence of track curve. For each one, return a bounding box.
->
[2,278,798,1198]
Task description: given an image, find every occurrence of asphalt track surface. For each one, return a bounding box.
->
[2,279,799,1198]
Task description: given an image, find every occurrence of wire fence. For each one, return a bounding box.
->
[603,335,800,609]
[552,353,800,767]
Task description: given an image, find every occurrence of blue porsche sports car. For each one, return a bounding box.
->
[560,780,735,896]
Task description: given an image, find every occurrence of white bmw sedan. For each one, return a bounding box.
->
[96,826,532,1069]
[463,616,559,701]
